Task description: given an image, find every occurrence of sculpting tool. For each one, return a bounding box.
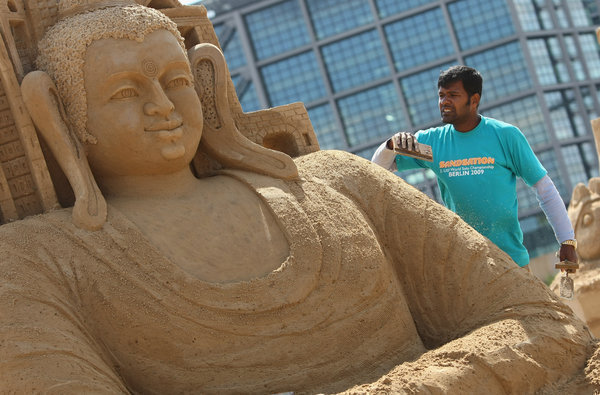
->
[392,139,433,162]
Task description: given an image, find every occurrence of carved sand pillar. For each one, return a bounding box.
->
[0,0,57,224]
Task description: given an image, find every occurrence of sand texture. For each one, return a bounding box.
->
[2,2,598,392]
[1,151,599,393]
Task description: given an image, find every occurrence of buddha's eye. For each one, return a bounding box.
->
[111,87,138,100]
[166,77,191,89]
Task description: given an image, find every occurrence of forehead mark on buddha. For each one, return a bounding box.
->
[142,58,158,77]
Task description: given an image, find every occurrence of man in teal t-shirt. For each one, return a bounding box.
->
[372,65,577,268]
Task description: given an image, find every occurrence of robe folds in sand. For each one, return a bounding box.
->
[0,151,592,394]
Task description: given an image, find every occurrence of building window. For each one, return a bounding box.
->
[465,42,533,103]
[221,29,247,71]
[578,0,600,25]
[337,83,406,146]
[517,179,540,214]
[384,8,454,71]
[401,62,454,126]
[306,0,373,39]
[375,0,434,18]
[562,143,599,187]
[239,82,261,112]
[564,35,586,81]
[552,0,571,28]
[231,75,262,112]
[245,0,310,60]
[545,89,587,140]
[321,29,390,93]
[214,24,247,70]
[308,104,343,150]
[448,0,515,51]
[355,146,380,160]
[581,86,598,120]
[538,149,568,199]
[570,0,598,26]
[484,96,549,148]
[579,33,600,79]
[260,51,326,106]
[513,0,555,31]
[527,37,567,85]
[520,212,557,258]
[213,23,225,37]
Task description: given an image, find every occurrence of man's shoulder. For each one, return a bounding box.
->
[482,116,520,132]
[481,116,526,141]
[415,124,451,141]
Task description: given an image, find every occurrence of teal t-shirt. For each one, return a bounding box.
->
[395,116,547,266]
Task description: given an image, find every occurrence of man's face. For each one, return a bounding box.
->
[438,80,479,126]
[84,29,203,178]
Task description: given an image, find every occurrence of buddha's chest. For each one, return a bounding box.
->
[84,177,424,392]
[128,197,289,283]
[84,224,421,393]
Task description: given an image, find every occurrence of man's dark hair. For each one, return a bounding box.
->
[438,65,483,98]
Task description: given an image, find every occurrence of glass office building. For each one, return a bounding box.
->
[202,0,600,259]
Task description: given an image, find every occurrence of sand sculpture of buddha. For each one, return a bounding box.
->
[549,178,600,337]
[1,1,598,393]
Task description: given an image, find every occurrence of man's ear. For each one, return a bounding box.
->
[471,93,481,109]
[21,71,107,230]
[188,43,298,180]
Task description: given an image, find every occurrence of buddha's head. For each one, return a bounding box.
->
[36,3,204,177]
[569,178,600,260]
[22,0,297,230]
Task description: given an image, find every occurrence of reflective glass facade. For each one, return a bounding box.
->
[321,29,390,92]
[207,0,600,259]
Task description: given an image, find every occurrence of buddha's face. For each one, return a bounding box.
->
[84,29,203,177]
[575,199,600,260]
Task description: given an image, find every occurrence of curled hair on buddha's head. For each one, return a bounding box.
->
[35,3,185,144]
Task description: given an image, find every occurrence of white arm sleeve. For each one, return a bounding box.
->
[534,175,575,243]
[371,139,397,171]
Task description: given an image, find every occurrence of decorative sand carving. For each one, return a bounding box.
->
[550,116,600,339]
[0,1,598,393]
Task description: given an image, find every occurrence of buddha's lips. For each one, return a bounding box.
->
[145,119,183,132]
[152,126,183,141]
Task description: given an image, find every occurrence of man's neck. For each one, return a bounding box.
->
[454,114,481,133]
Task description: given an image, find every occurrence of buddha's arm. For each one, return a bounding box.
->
[0,220,128,393]
[298,150,592,392]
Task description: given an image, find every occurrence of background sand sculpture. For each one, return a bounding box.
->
[549,115,600,338]
[0,0,599,393]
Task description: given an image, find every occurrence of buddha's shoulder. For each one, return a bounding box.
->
[0,208,78,246]
[294,149,392,182]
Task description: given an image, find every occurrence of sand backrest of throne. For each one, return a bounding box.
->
[0,0,319,226]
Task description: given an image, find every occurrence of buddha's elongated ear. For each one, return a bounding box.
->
[188,43,298,180]
[21,71,107,230]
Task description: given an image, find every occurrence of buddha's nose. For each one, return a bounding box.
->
[144,82,175,117]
